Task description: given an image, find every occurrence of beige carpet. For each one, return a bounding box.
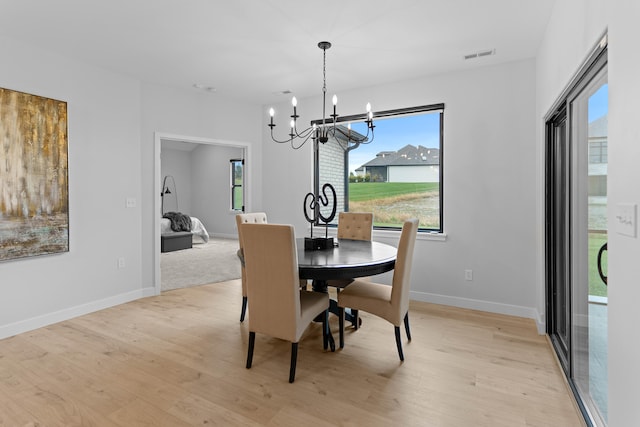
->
[161,237,241,291]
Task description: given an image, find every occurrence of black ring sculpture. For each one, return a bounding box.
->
[597,242,608,286]
[303,183,337,249]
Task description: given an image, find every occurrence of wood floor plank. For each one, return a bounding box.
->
[0,279,584,426]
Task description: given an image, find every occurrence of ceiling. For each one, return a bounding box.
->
[0,0,556,105]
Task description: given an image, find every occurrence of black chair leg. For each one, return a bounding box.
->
[289,342,298,383]
[326,310,335,352]
[322,310,328,350]
[404,312,411,341]
[394,326,404,361]
[338,306,345,349]
[352,309,359,330]
[240,296,248,322]
[246,331,255,368]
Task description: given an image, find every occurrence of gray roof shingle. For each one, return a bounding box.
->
[360,144,439,167]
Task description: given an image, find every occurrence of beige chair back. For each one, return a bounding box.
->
[240,223,301,343]
[236,213,268,293]
[236,212,268,246]
[337,212,373,241]
[390,218,419,325]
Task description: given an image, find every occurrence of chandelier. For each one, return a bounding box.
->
[268,41,375,149]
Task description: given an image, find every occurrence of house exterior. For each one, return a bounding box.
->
[589,114,608,197]
[355,144,440,182]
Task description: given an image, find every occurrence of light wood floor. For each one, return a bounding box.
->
[0,280,584,426]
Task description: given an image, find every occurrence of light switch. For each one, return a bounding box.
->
[615,203,637,237]
[125,197,137,208]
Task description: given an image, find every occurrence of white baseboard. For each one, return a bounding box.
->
[410,290,545,334]
[0,286,157,340]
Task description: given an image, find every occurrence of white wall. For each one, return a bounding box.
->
[190,144,244,237]
[608,3,640,426]
[0,36,146,337]
[140,84,263,290]
[160,148,193,215]
[262,58,540,322]
[0,38,263,338]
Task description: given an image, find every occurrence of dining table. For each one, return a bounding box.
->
[297,238,397,284]
[296,237,397,337]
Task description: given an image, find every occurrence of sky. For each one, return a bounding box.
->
[348,111,441,173]
[589,83,608,122]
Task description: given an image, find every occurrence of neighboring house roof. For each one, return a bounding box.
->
[589,114,607,138]
[359,144,440,168]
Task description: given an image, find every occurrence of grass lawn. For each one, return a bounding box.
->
[349,182,438,202]
[348,182,440,229]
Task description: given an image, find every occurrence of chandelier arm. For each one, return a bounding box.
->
[270,128,300,145]
[293,123,316,139]
[332,125,375,146]
[291,132,315,150]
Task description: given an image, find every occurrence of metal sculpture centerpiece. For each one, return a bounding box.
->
[303,183,336,250]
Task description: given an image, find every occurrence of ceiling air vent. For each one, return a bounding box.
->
[464,49,496,60]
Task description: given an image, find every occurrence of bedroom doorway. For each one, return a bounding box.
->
[154,132,251,294]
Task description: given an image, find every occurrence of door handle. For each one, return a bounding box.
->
[597,242,608,286]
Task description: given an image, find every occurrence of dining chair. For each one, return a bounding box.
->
[330,212,373,344]
[337,218,419,361]
[236,212,268,322]
[240,222,331,383]
[236,212,308,322]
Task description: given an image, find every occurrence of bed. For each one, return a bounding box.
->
[160,216,210,243]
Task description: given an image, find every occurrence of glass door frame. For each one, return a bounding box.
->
[544,34,608,427]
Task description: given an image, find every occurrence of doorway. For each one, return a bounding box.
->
[545,37,608,426]
[153,133,251,294]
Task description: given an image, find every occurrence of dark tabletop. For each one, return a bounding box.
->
[296,238,397,281]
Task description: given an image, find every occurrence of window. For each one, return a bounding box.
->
[315,104,444,232]
[230,159,243,211]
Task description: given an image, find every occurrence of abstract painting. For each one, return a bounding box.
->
[0,87,69,261]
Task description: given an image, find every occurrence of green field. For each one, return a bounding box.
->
[349,182,438,201]
[348,182,440,229]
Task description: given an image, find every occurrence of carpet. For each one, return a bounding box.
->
[161,237,241,291]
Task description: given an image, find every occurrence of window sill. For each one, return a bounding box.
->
[323,226,448,242]
[372,228,447,242]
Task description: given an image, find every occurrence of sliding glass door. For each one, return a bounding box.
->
[546,40,608,426]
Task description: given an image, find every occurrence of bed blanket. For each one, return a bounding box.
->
[163,212,192,232]
[160,216,210,243]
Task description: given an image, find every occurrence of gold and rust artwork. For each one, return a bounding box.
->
[0,87,69,261]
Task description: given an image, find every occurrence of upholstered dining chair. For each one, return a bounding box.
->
[337,218,419,361]
[330,212,373,344]
[336,211,373,241]
[236,212,268,322]
[240,222,331,383]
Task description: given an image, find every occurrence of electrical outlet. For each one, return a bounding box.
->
[117,257,126,269]
[465,269,473,281]
[125,197,137,208]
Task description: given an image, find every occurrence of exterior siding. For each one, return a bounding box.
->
[388,165,440,182]
[318,139,345,222]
